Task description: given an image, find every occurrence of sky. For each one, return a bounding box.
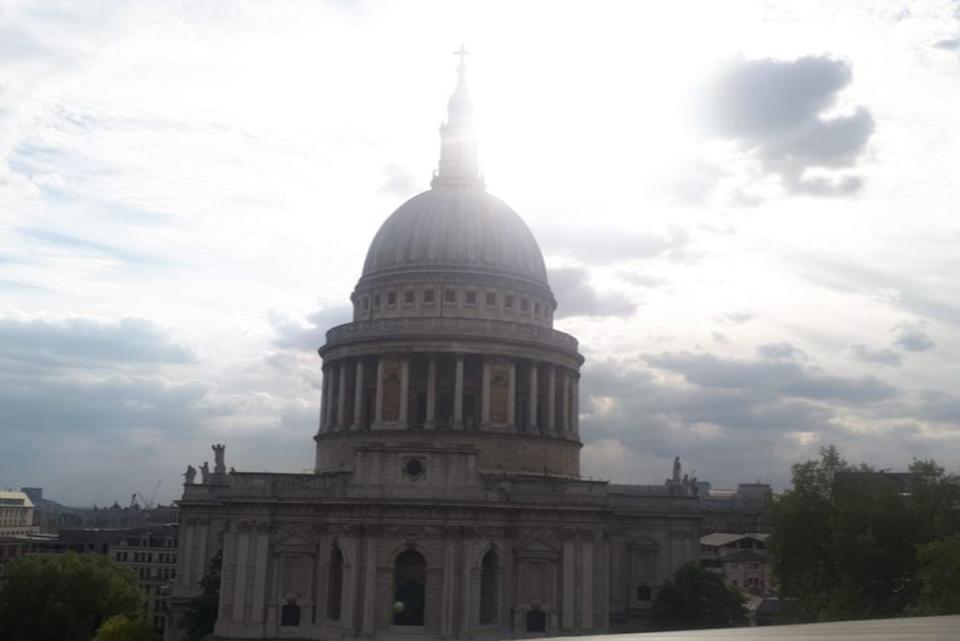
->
[2,0,960,506]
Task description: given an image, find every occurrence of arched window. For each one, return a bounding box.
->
[393,550,426,626]
[327,547,344,621]
[479,549,498,624]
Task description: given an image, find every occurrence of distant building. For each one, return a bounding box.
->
[700,532,772,595]
[0,490,39,537]
[0,536,28,587]
[697,482,773,534]
[22,486,179,532]
[113,525,179,635]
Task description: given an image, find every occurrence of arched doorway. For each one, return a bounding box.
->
[327,546,344,620]
[479,549,498,624]
[393,550,426,626]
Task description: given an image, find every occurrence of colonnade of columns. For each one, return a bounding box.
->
[319,353,579,438]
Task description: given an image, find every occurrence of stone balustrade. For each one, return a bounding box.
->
[324,316,580,353]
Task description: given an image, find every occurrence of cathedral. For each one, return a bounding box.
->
[168,55,700,641]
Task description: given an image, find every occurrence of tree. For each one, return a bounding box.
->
[93,615,155,641]
[910,534,960,616]
[0,552,141,641]
[180,550,222,641]
[652,562,748,630]
[768,446,960,622]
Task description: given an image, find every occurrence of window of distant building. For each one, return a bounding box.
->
[485,292,496,306]
[444,288,456,304]
[423,289,435,304]
[521,298,529,312]
[504,295,514,309]
[373,294,381,309]
[465,290,477,305]
[404,290,414,305]
[637,585,652,601]
[387,291,397,306]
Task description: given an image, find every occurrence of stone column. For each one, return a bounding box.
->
[233,531,250,622]
[562,538,575,630]
[320,365,332,431]
[460,539,473,633]
[507,359,516,428]
[581,538,594,630]
[528,362,539,433]
[425,354,437,429]
[441,539,455,634]
[547,365,557,436]
[361,534,377,634]
[374,357,384,425]
[399,356,410,427]
[572,374,580,438]
[337,360,348,428]
[453,353,464,430]
[559,368,569,436]
[352,359,364,430]
[481,356,491,427]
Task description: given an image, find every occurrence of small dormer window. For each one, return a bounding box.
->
[465,290,477,305]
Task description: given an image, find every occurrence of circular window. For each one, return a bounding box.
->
[404,458,424,478]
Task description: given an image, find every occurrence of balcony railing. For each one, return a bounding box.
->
[324,317,579,352]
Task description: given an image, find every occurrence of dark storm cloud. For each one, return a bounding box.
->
[270,305,353,351]
[894,321,936,352]
[537,225,689,264]
[0,316,195,366]
[645,349,895,404]
[702,56,875,196]
[849,344,903,367]
[549,267,636,319]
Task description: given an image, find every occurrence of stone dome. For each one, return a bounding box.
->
[361,183,549,287]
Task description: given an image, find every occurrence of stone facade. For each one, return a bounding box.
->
[167,56,700,641]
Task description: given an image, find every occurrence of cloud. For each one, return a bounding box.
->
[849,344,903,367]
[645,349,895,404]
[894,321,935,352]
[379,163,419,198]
[756,342,806,361]
[0,316,195,366]
[270,305,354,351]
[549,267,636,319]
[702,56,875,196]
[934,37,960,51]
[537,225,689,265]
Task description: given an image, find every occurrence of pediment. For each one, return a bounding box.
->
[516,536,560,559]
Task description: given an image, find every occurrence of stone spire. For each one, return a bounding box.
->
[432,45,483,188]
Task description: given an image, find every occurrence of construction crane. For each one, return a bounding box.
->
[133,479,163,510]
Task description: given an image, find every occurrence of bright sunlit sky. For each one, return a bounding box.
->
[3,0,960,506]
